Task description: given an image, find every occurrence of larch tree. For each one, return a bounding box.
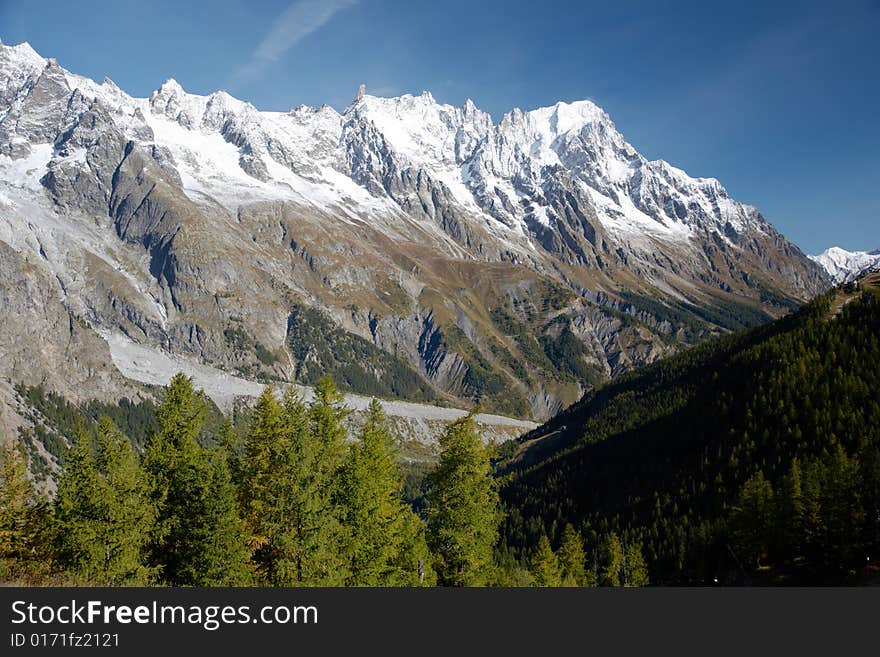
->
[55,419,156,585]
[339,399,433,586]
[776,457,805,566]
[239,386,288,583]
[144,373,249,586]
[530,533,562,587]
[53,426,102,581]
[425,412,501,586]
[195,449,251,586]
[0,440,50,582]
[296,375,349,585]
[599,532,624,587]
[623,541,649,587]
[251,379,349,586]
[731,471,775,569]
[557,524,588,587]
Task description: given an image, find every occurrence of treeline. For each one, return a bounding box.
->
[0,374,630,587]
[500,286,880,585]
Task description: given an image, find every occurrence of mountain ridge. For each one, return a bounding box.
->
[809,245,880,283]
[0,40,828,432]
[1,40,804,256]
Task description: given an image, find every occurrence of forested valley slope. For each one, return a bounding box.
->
[498,271,880,585]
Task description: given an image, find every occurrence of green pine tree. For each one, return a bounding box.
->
[862,447,880,564]
[557,524,588,586]
[218,418,243,487]
[297,375,349,585]
[239,386,287,583]
[822,445,863,572]
[53,426,102,581]
[531,534,562,587]
[776,458,805,566]
[732,471,775,569]
[599,532,624,586]
[425,412,501,586]
[55,419,156,585]
[0,441,50,582]
[248,380,349,586]
[801,458,826,571]
[397,509,437,587]
[624,541,649,587]
[339,399,433,586]
[144,373,249,585]
[194,451,251,586]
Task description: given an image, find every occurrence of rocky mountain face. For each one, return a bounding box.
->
[809,246,880,283]
[0,41,829,431]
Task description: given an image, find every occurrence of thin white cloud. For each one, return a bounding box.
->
[232,0,357,85]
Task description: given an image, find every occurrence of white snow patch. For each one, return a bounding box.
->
[0,144,53,190]
[584,182,692,241]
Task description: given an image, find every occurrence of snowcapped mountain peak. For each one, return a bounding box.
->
[287,103,341,123]
[150,78,198,122]
[102,76,121,91]
[0,40,833,425]
[155,77,185,97]
[351,90,444,116]
[653,160,724,195]
[496,99,612,148]
[0,40,826,290]
[148,79,253,133]
[528,99,607,135]
[809,246,880,283]
[1,41,45,68]
[0,41,47,91]
[345,91,493,169]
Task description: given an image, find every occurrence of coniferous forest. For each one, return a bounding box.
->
[1,276,878,586]
[0,375,502,586]
[499,277,880,585]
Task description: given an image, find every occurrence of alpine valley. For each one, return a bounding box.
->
[0,41,831,458]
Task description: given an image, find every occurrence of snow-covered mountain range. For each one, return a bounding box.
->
[809,246,880,283]
[0,41,829,435]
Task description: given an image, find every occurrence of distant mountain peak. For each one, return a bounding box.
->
[154,77,185,97]
[4,40,43,63]
[0,40,829,422]
[0,40,817,257]
[809,246,880,283]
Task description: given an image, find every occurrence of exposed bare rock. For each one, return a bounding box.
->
[0,41,830,435]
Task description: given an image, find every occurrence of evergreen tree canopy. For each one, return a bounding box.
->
[731,471,775,569]
[500,284,880,584]
[144,373,248,586]
[624,542,650,587]
[530,534,561,587]
[54,418,156,585]
[426,413,501,586]
[0,441,50,581]
[240,380,349,586]
[340,399,433,586]
[599,532,624,587]
[557,524,588,586]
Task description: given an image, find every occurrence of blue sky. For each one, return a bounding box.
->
[2,0,877,253]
